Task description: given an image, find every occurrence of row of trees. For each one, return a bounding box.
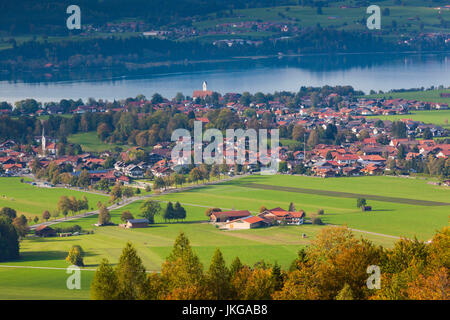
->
[90,226,449,300]
[57,195,90,218]
[139,200,187,224]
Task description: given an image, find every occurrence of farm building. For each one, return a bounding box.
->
[35,225,56,237]
[124,219,149,228]
[210,210,251,222]
[223,215,267,230]
[259,207,306,225]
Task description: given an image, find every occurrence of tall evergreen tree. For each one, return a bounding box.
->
[161,232,204,299]
[0,216,19,261]
[115,242,149,300]
[91,258,119,300]
[207,248,231,299]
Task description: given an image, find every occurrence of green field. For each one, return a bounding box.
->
[368,109,450,130]
[365,88,450,105]
[0,177,108,220]
[1,174,448,299]
[67,132,133,152]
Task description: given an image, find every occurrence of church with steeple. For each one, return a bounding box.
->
[40,127,57,155]
[193,80,213,99]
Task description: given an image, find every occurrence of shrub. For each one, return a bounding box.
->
[312,216,323,225]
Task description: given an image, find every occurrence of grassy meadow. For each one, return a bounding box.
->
[364,88,450,105]
[368,109,450,130]
[0,177,108,220]
[0,174,448,299]
[67,132,132,152]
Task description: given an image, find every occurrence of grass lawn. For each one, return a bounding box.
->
[67,132,133,153]
[0,177,108,220]
[367,109,450,130]
[364,89,450,105]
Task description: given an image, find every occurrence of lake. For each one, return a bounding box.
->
[0,52,449,103]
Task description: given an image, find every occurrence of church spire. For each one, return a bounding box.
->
[41,126,46,153]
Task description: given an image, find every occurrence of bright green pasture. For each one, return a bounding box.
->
[0,267,94,299]
[364,89,450,105]
[154,175,449,240]
[1,174,448,299]
[0,177,108,220]
[67,132,131,152]
[368,110,450,130]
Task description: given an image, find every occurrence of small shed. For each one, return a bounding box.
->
[35,225,56,237]
[125,219,149,228]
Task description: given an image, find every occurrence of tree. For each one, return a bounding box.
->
[206,248,231,299]
[0,207,17,220]
[336,283,354,300]
[115,242,150,300]
[153,177,165,190]
[121,211,134,222]
[122,187,135,198]
[288,202,296,212]
[163,202,175,223]
[174,202,186,222]
[91,258,119,300]
[42,210,51,222]
[356,198,367,209]
[292,125,306,141]
[98,205,111,225]
[307,129,319,148]
[12,215,28,237]
[76,169,90,188]
[259,206,267,213]
[311,216,323,225]
[189,168,202,184]
[174,174,186,187]
[0,216,19,261]
[423,127,433,140]
[161,232,204,299]
[66,245,84,266]
[57,196,71,218]
[110,184,122,202]
[230,256,244,278]
[140,200,161,224]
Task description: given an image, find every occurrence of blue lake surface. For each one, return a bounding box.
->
[0,53,449,103]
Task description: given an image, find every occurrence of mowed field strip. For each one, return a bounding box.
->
[243,183,450,206]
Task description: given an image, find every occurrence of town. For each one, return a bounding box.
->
[0,85,448,185]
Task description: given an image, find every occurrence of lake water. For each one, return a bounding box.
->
[0,53,449,103]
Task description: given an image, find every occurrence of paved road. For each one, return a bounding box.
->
[29,174,246,230]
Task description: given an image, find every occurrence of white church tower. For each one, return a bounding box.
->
[41,127,46,154]
[202,80,207,91]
